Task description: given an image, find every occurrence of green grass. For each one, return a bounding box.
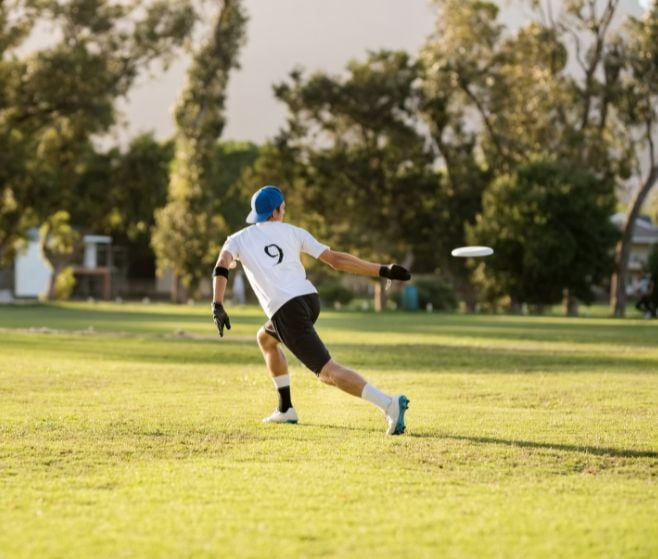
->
[0,302,656,559]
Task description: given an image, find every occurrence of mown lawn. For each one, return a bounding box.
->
[0,302,656,558]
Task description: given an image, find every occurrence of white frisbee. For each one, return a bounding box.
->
[451,246,494,257]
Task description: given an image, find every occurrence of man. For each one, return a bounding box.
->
[211,185,411,435]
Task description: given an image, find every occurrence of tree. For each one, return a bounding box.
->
[79,134,174,282]
[1,0,47,265]
[420,0,651,312]
[0,0,196,267]
[608,4,658,315]
[271,51,439,269]
[263,51,443,309]
[152,0,247,301]
[467,159,618,313]
[418,0,504,306]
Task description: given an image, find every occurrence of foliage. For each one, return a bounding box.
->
[105,134,174,242]
[270,50,440,269]
[419,0,656,313]
[316,280,354,307]
[152,0,247,300]
[608,3,658,314]
[414,276,458,311]
[0,0,196,266]
[391,276,458,311]
[208,141,260,232]
[468,159,619,307]
[87,135,174,282]
[52,266,76,300]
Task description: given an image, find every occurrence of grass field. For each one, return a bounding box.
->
[0,302,657,558]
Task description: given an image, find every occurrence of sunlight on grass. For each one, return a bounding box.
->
[0,303,656,558]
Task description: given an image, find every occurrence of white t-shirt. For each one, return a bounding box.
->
[222,221,330,317]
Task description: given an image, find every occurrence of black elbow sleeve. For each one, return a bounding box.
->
[213,266,229,279]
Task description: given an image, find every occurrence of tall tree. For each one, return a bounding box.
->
[152,0,247,301]
[608,4,658,315]
[418,0,504,307]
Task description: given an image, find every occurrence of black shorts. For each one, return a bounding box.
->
[263,293,331,375]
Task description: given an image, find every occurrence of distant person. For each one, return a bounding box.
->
[232,269,246,305]
[635,274,656,319]
[210,185,411,435]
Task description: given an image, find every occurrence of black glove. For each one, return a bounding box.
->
[379,264,411,281]
[211,302,231,337]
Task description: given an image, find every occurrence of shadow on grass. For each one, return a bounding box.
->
[409,432,658,459]
[3,332,658,374]
[330,343,658,374]
[320,312,658,348]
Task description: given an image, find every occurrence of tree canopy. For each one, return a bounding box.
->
[0,0,196,268]
[468,159,619,309]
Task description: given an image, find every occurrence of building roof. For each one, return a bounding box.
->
[611,213,658,244]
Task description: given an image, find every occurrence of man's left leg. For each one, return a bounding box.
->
[319,360,409,435]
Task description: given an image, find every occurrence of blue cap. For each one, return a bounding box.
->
[246,186,285,224]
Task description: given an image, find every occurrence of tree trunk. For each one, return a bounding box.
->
[508,297,522,314]
[459,281,477,312]
[563,288,579,317]
[47,266,58,300]
[373,281,387,312]
[611,170,657,317]
[171,273,188,304]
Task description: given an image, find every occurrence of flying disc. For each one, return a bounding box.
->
[451,246,494,257]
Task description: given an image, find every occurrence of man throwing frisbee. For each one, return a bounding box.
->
[211,185,411,435]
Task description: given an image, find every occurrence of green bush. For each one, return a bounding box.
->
[54,267,76,301]
[317,281,354,307]
[392,276,458,311]
[415,277,458,311]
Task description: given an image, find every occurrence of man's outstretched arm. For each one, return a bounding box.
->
[318,249,411,281]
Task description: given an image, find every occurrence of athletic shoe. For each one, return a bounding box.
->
[385,395,409,435]
[262,407,299,424]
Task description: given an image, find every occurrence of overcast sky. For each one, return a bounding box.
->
[113,0,646,146]
[115,0,436,144]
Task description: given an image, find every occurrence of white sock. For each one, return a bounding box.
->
[272,374,290,389]
[361,383,392,412]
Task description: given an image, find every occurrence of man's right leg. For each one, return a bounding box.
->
[256,326,298,423]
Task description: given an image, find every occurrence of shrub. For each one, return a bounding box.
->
[317,281,354,307]
[392,276,458,311]
[415,277,458,311]
[54,267,76,301]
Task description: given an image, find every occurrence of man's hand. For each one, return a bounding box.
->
[211,302,231,337]
[379,264,411,281]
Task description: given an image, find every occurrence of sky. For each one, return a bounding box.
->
[111,0,646,146]
[116,0,436,144]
